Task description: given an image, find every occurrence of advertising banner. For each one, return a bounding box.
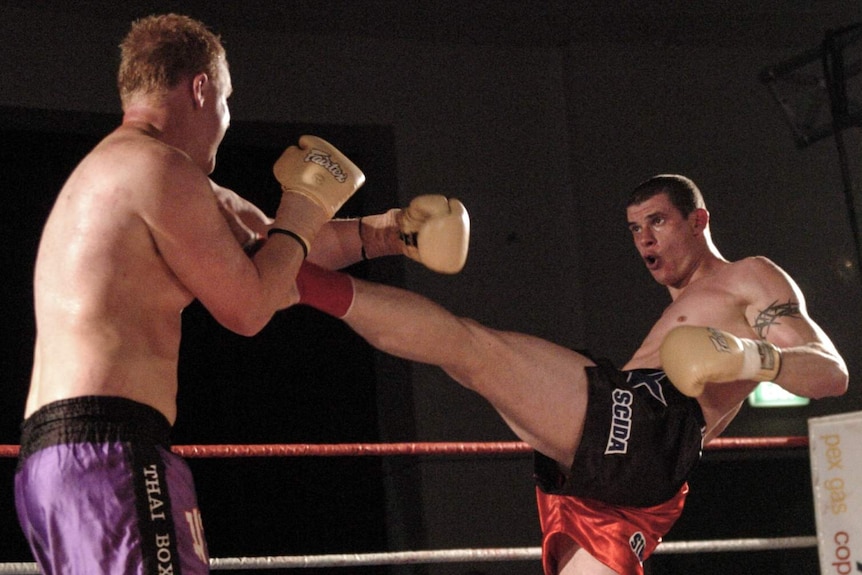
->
[809,411,862,575]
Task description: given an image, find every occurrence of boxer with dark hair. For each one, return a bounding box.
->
[292,174,847,574]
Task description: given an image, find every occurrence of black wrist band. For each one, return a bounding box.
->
[267,228,308,259]
[358,216,368,261]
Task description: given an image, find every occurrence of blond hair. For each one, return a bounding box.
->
[117,13,226,107]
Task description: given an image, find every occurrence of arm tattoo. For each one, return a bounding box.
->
[753,300,801,338]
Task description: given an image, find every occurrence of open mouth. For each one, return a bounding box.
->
[644,255,659,269]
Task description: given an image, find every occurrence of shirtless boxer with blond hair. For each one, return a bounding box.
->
[15,13,468,575]
[289,174,848,574]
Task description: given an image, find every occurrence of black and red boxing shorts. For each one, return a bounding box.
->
[534,360,706,508]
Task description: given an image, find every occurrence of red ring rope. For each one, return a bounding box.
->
[0,436,808,459]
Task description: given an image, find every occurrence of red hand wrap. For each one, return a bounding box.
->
[296,261,355,318]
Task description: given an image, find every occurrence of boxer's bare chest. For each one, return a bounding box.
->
[625,268,754,369]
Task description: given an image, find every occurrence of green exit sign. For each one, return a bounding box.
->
[748,381,810,408]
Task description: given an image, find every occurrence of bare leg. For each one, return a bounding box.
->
[344,277,596,467]
[559,544,620,575]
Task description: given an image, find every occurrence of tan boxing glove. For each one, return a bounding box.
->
[270,136,365,255]
[273,135,365,217]
[659,326,782,398]
[397,195,470,274]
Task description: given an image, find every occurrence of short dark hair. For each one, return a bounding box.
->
[626,174,705,217]
[118,13,226,107]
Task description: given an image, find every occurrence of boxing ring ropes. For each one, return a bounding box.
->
[0,436,815,573]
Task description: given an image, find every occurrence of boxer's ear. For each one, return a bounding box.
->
[191,73,209,108]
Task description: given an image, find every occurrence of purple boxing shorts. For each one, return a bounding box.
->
[14,396,210,574]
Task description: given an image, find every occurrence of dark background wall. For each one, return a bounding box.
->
[2,2,862,574]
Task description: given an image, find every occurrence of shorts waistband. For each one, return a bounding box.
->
[626,367,667,376]
[590,363,706,429]
[18,396,172,461]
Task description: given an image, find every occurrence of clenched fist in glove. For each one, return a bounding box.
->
[659,325,782,398]
[270,135,365,255]
[397,195,470,274]
[273,135,365,217]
